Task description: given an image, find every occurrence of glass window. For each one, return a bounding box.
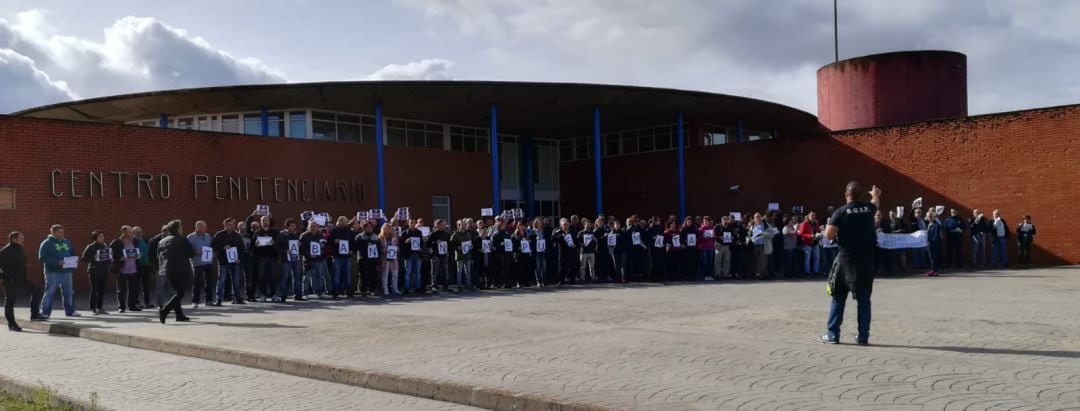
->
[313,111,336,122]
[604,133,620,157]
[387,127,406,146]
[197,116,213,131]
[704,125,728,146]
[221,115,240,133]
[623,131,639,154]
[432,196,451,222]
[288,111,308,139]
[175,117,194,130]
[748,133,761,142]
[560,140,573,161]
[638,132,654,152]
[243,114,261,135]
[267,112,284,137]
[361,125,376,144]
[339,123,361,143]
[313,121,336,141]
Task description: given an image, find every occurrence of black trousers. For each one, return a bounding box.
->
[558,251,575,283]
[88,271,108,311]
[139,264,154,307]
[4,278,42,326]
[359,259,378,293]
[946,234,963,268]
[116,274,140,309]
[192,265,214,304]
[160,270,190,318]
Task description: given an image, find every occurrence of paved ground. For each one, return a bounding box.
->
[7,266,1080,410]
[0,329,478,410]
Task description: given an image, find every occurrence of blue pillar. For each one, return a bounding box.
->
[375,102,386,211]
[490,104,501,214]
[158,114,168,128]
[593,106,603,215]
[260,107,269,136]
[677,112,686,219]
[521,136,535,218]
[736,119,744,143]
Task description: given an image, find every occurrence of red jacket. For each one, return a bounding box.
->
[797,221,819,247]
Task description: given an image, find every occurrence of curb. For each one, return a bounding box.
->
[18,319,609,411]
[0,373,106,411]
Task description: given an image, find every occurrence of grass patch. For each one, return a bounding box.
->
[0,385,98,411]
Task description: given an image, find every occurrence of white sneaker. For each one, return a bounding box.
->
[192,303,200,309]
[67,312,82,317]
[271,296,281,302]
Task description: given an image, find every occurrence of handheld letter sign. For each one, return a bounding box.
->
[912,197,923,210]
[96,249,111,262]
[768,202,780,212]
[226,247,239,263]
[723,231,733,244]
[482,239,492,253]
[395,207,410,221]
[672,236,682,248]
[367,244,379,258]
[481,208,494,217]
[564,234,574,247]
[256,204,270,215]
[309,242,322,257]
[338,241,350,255]
[704,229,715,239]
[256,236,273,247]
[123,248,140,259]
[934,205,945,216]
[632,231,642,245]
[792,205,805,215]
[583,233,593,246]
[654,235,664,248]
[896,206,905,218]
[687,234,697,247]
[288,240,300,261]
[386,246,398,260]
[731,212,742,222]
[369,209,385,220]
[462,242,473,254]
[437,241,448,255]
[200,247,213,263]
[521,240,531,253]
[312,214,328,227]
[419,227,431,237]
[607,233,617,246]
[512,208,524,219]
[503,239,513,252]
[410,237,421,251]
[63,256,79,269]
[301,210,314,222]
[356,211,369,221]
[536,239,547,252]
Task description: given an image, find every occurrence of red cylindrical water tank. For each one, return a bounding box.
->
[817,50,967,131]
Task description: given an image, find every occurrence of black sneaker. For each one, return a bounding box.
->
[852,336,869,346]
[129,307,143,312]
[30,315,47,322]
[819,334,839,344]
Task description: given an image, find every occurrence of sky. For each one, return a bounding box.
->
[2,0,1079,116]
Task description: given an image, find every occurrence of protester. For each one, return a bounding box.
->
[781,216,799,278]
[330,216,354,298]
[148,225,170,307]
[944,209,965,269]
[157,220,193,324]
[428,219,452,292]
[553,218,575,286]
[81,230,111,315]
[131,226,152,309]
[376,223,401,295]
[451,219,474,290]
[908,208,928,270]
[822,182,880,346]
[798,212,822,277]
[990,209,1009,268]
[187,221,214,308]
[530,218,548,287]
[577,219,597,283]
[968,209,988,268]
[873,210,893,276]
[402,219,423,293]
[251,216,280,302]
[1,231,46,331]
[297,220,324,300]
[925,208,943,277]
[211,218,245,306]
[109,226,142,312]
[1016,215,1036,268]
[39,224,80,318]
[698,216,717,280]
[355,221,380,296]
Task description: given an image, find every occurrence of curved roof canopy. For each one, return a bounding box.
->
[16,81,822,137]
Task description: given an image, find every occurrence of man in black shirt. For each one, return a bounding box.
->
[158,220,194,324]
[1,231,46,331]
[821,181,880,346]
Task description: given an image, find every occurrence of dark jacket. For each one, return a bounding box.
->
[330,226,354,257]
[968,216,987,235]
[0,243,28,282]
[552,228,575,255]
[492,229,513,255]
[427,229,451,257]
[108,237,141,275]
[81,242,112,275]
[148,232,167,270]
[990,218,1010,240]
[401,228,422,258]
[211,229,244,265]
[253,228,281,259]
[355,231,379,260]
[943,215,965,235]
[577,229,598,254]
[299,231,324,265]
[157,234,195,276]
[1016,223,1037,245]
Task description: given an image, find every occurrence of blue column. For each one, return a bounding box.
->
[375,102,386,211]
[260,107,269,136]
[490,104,501,214]
[736,119,744,143]
[158,114,168,128]
[593,106,603,215]
[521,136,535,218]
[677,112,686,219]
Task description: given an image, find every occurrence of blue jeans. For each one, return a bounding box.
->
[257,257,276,298]
[279,261,302,298]
[405,255,422,290]
[991,237,1007,267]
[821,247,837,273]
[912,248,927,269]
[216,264,242,303]
[699,250,715,277]
[534,253,547,284]
[332,258,352,295]
[827,287,871,343]
[802,245,820,274]
[971,234,986,267]
[304,262,327,296]
[928,242,941,271]
[42,271,76,317]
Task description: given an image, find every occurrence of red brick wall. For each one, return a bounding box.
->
[561,105,1080,265]
[0,116,491,289]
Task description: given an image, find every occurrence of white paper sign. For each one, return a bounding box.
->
[386,246,398,260]
[564,234,574,247]
[462,242,473,254]
[95,249,111,262]
[226,247,239,263]
[288,240,300,261]
[768,203,780,212]
[877,230,929,250]
[607,233,617,246]
[731,212,742,222]
[503,239,513,252]
[395,207,410,221]
[437,241,448,255]
[583,234,593,246]
[123,248,140,259]
[672,236,682,247]
[631,231,642,245]
[704,229,715,239]
[200,247,213,263]
[687,234,697,247]
[934,205,945,215]
[310,241,322,256]
[482,239,492,253]
[536,239,546,252]
[312,214,328,226]
[723,231,733,244]
[521,240,531,253]
[256,204,270,215]
[356,211,369,221]
[896,206,905,217]
[481,208,494,217]
[338,241,350,255]
[369,209,385,220]
[912,197,923,209]
[419,227,431,237]
[410,237,421,251]
[654,235,664,248]
[256,236,273,247]
[63,256,78,269]
[367,244,379,258]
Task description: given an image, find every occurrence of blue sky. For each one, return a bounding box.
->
[2,0,1079,115]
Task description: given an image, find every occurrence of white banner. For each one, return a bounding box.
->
[877,230,929,250]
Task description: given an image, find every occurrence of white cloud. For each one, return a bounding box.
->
[0,9,286,113]
[0,48,77,113]
[362,58,454,80]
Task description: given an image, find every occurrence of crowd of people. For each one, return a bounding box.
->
[0,198,1037,329]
